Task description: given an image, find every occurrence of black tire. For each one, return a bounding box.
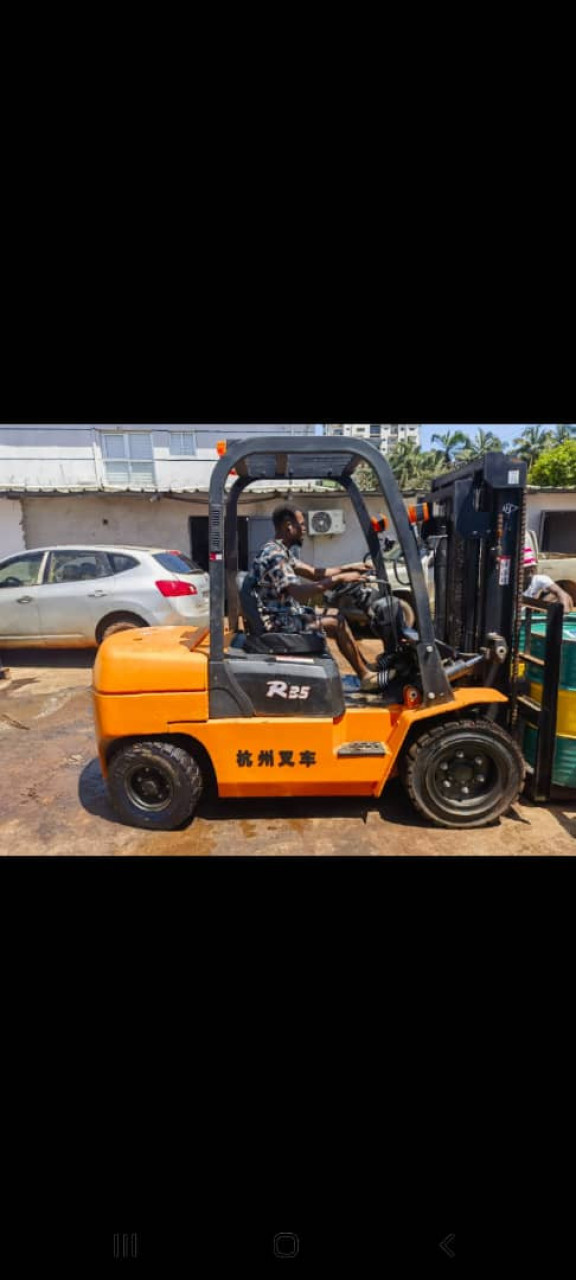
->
[107,740,203,830]
[401,718,525,829]
[97,613,148,643]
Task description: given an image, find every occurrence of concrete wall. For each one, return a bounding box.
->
[21,494,209,551]
[18,484,576,566]
[20,491,401,566]
[0,498,25,557]
[236,493,400,567]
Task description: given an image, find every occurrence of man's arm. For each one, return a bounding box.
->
[541,582,574,613]
[286,570,367,602]
[526,574,573,612]
[294,560,370,582]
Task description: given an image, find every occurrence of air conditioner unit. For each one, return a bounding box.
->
[308,509,345,536]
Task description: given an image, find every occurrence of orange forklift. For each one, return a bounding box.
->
[92,437,531,831]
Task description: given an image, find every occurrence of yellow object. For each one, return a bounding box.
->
[528,681,576,737]
[93,626,508,790]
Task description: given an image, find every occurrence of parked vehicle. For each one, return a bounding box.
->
[526,527,576,602]
[0,546,209,647]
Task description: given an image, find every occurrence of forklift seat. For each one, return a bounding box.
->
[236,572,326,655]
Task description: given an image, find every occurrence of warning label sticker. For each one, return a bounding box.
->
[499,556,511,585]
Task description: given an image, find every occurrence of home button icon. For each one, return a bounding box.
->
[273,1232,300,1258]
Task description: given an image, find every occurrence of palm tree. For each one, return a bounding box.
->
[415,449,447,485]
[430,430,468,466]
[512,424,554,468]
[547,424,575,445]
[454,428,504,463]
[388,440,422,490]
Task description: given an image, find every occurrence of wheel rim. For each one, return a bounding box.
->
[125,763,174,812]
[426,742,504,817]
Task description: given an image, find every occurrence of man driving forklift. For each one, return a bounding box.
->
[251,504,380,691]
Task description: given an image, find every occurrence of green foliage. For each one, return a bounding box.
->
[548,424,575,445]
[430,431,468,465]
[512,424,554,467]
[387,441,422,489]
[454,429,504,462]
[353,461,380,492]
[346,428,522,494]
[529,440,576,486]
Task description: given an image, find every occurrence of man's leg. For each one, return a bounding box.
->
[320,609,372,680]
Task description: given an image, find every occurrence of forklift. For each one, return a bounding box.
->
[92,437,534,832]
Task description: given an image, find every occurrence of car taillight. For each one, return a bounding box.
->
[155,580,198,597]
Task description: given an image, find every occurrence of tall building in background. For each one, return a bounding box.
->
[324,424,420,455]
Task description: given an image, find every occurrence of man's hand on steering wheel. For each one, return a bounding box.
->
[341,561,371,574]
[330,571,366,587]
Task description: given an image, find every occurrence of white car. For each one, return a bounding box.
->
[0,545,210,647]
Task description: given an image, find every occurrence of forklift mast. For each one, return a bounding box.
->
[423,452,528,701]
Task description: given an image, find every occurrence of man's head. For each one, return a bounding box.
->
[272,504,307,548]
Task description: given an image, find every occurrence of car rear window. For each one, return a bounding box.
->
[108,553,139,575]
[153,552,202,574]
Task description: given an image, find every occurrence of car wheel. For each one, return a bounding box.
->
[401,718,525,829]
[107,741,204,830]
[98,613,148,643]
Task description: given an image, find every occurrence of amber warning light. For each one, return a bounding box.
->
[407,501,429,525]
[216,439,236,474]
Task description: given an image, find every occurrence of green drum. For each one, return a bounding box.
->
[520,614,576,787]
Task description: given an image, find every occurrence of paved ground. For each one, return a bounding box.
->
[1,643,576,856]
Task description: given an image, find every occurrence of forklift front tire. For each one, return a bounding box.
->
[402,718,525,829]
[107,740,203,830]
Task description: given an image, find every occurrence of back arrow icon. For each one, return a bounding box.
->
[439,1234,455,1258]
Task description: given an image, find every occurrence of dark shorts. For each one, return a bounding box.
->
[282,606,322,634]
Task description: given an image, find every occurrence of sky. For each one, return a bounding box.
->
[419,424,552,451]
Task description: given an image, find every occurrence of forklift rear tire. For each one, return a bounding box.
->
[107,740,203,830]
[402,718,525,829]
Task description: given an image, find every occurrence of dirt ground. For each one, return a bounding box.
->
[1,641,576,856]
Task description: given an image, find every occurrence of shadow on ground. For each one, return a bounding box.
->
[3,649,96,669]
[542,806,576,840]
[78,761,434,832]
[78,758,118,823]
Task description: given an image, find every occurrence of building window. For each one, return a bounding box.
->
[169,430,196,456]
[101,432,155,485]
[369,424,381,438]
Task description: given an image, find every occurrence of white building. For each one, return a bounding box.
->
[0,424,332,569]
[3,424,571,577]
[324,423,421,455]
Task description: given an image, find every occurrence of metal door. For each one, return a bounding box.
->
[0,551,46,641]
[36,550,113,641]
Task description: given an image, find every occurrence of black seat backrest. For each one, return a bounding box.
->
[235,570,326,656]
[237,571,265,636]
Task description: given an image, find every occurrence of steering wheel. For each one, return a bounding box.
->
[330,579,366,598]
[1,576,22,587]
